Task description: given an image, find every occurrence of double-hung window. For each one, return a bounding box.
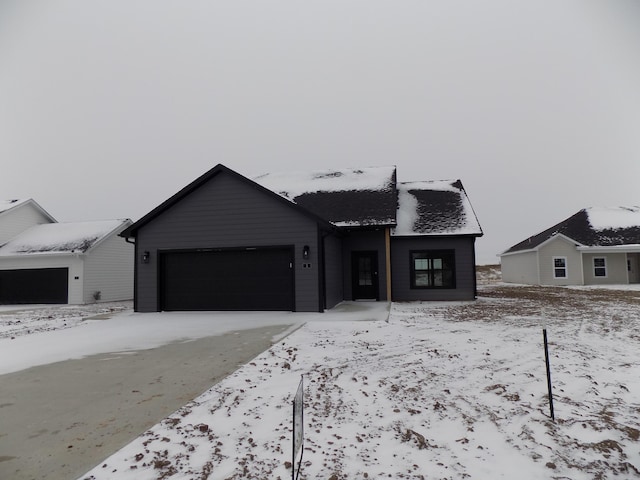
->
[411,250,456,289]
[593,257,607,277]
[553,257,567,279]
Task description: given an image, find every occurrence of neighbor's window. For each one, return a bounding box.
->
[411,250,456,288]
[553,257,567,278]
[593,257,607,277]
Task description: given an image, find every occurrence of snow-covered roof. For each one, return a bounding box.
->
[503,206,640,254]
[255,166,398,227]
[0,199,29,215]
[586,206,640,231]
[0,198,57,223]
[393,180,483,236]
[0,219,130,256]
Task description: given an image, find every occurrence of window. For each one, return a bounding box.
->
[411,250,456,289]
[593,257,607,277]
[553,257,567,278]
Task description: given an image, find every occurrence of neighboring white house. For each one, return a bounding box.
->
[0,198,56,244]
[0,199,134,304]
[500,206,640,286]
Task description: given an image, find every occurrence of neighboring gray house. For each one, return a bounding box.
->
[500,206,640,286]
[120,164,483,312]
[0,199,134,304]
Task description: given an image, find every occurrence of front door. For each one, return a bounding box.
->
[352,251,379,300]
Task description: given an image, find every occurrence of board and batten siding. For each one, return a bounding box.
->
[391,236,477,301]
[135,172,322,312]
[0,255,84,303]
[581,252,628,285]
[538,236,583,285]
[501,250,539,284]
[83,232,134,303]
[323,232,343,309]
[0,203,53,245]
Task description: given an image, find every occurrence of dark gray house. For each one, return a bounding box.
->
[120,164,482,312]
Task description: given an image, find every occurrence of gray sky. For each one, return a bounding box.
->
[1,1,639,264]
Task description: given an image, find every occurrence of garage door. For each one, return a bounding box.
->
[0,268,69,304]
[160,248,294,311]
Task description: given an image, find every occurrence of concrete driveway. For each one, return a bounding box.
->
[0,321,295,480]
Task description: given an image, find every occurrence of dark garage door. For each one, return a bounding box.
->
[0,268,69,304]
[160,248,294,311]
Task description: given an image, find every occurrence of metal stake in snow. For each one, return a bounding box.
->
[292,375,304,480]
[543,328,555,421]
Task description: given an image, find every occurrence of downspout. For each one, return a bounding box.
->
[385,227,392,301]
[471,237,478,299]
[125,237,138,312]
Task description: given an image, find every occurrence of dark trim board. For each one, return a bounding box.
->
[158,246,295,311]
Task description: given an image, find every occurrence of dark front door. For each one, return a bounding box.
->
[351,251,378,300]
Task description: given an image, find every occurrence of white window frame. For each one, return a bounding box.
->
[593,257,607,278]
[553,256,567,279]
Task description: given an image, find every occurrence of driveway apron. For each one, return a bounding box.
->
[0,325,293,480]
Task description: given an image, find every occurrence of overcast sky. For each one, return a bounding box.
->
[1,1,639,264]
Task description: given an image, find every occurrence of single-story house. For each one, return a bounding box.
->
[500,206,640,286]
[120,164,483,312]
[0,199,134,304]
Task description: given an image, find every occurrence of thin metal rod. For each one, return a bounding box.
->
[543,328,555,421]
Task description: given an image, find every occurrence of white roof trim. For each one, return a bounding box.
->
[577,244,640,254]
[499,232,584,257]
[0,198,57,223]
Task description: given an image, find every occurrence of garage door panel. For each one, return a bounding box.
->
[0,268,68,304]
[160,248,294,311]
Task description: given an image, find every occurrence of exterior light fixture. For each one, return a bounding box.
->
[302,245,310,259]
[142,251,150,263]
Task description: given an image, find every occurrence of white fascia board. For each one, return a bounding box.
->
[499,247,537,257]
[577,244,640,253]
[0,252,81,261]
[501,233,584,257]
[83,219,133,254]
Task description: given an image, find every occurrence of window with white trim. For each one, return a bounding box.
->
[553,257,567,278]
[593,257,607,277]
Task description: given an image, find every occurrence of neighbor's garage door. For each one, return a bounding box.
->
[0,268,69,304]
[160,248,294,311]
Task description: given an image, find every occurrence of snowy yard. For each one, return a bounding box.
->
[73,281,640,480]
[2,277,640,479]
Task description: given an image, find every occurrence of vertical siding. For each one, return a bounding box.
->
[323,233,343,309]
[342,229,388,301]
[83,233,134,303]
[391,236,477,301]
[501,251,539,284]
[538,237,583,285]
[135,172,321,312]
[582,252,628,285]
[0,204,53,244]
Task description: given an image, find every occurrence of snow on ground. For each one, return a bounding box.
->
[67,283,640,480]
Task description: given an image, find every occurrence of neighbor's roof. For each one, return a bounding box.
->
[0,198,56,222]
[0,199,29,214]
[0,219,131,256]
[255,166,398,227]
[503,206,640,254]
[393,180,483,236]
